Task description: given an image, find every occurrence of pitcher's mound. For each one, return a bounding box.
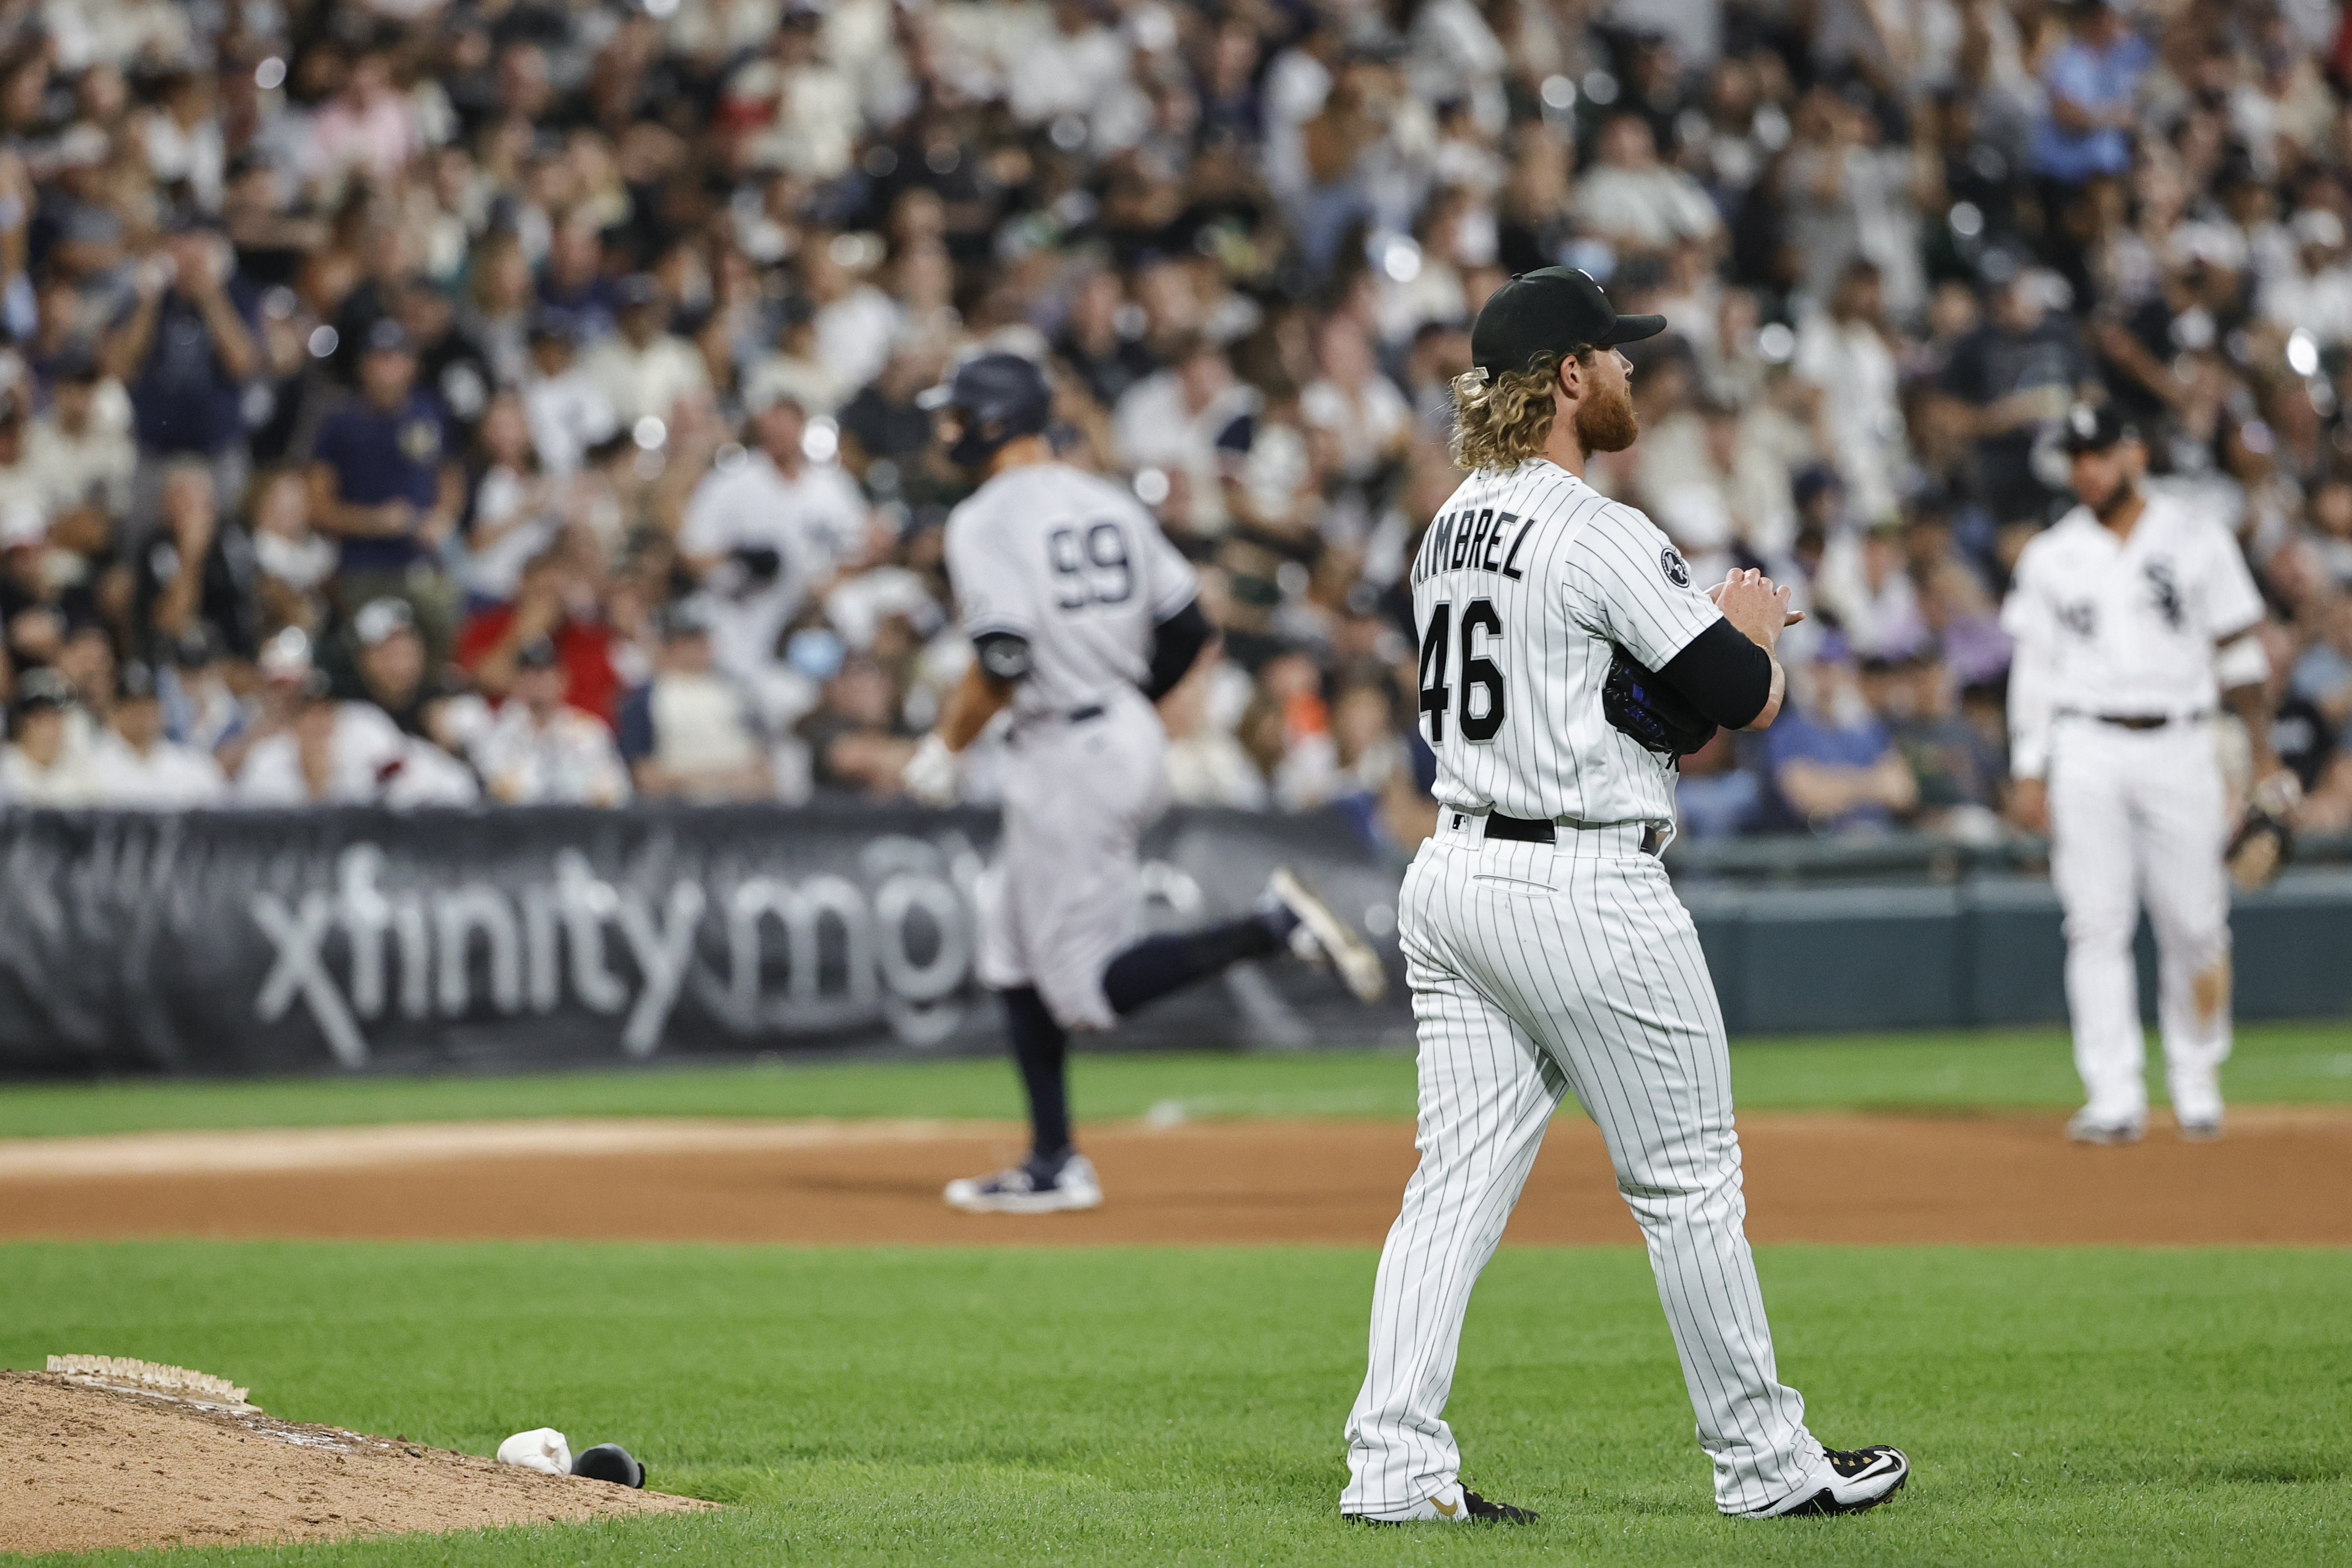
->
[0,1369,710,1555]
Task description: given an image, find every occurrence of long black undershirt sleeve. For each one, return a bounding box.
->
[1654,617,1774,730]
[1143,597,1214,700]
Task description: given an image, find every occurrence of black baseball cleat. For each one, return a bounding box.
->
[1735,1445,1909,1518]
[1344,1482,1538,1525]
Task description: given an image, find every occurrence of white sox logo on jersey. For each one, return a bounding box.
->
[1660,546,1690,587]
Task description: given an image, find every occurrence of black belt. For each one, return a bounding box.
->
[2070,710,2203,731]
[1479,812,1668,856]
[1067,704,1104,723]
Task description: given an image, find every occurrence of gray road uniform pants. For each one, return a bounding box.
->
[1341,810,1824,1516]
[976,689,1170,1032]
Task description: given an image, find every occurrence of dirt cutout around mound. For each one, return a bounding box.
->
[2,1107,2348,1246]
[0,1371,709,1557]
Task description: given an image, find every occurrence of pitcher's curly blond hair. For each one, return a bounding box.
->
[1447,349,1585,473]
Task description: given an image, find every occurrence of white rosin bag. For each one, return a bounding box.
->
[495,1427,573,1474]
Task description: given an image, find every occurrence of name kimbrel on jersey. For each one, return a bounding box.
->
[1411,503,1540,587]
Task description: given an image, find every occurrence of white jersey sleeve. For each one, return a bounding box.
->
[945,504,1039,641]
[2193,522,2265,641]
[1561,499,1723,670]
[1999,537,2061,780]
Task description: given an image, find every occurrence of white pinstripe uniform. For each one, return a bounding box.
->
[945,462,1198,1031]
[2001,490,2266,1130]
[1341,457,1825,1518]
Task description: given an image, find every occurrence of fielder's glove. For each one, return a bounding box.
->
[2227,770,2302,893]
[1601,645,1717,757]
[902,732,961,807]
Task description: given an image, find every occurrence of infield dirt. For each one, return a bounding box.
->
[0,1371,708,1556]
[2,1108,2345,1245]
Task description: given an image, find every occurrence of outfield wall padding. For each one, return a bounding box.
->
[0,807,2344,1077]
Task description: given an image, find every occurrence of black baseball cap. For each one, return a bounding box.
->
[1470,267,1666,378]
[2060,402,2140,454]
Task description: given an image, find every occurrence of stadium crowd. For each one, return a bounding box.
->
[2,0,2352,851]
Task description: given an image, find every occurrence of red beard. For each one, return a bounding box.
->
[1574,383,1640,453]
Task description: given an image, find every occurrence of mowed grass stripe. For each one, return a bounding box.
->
[4,1022,2352,1140]
[4,1240,2347,1566]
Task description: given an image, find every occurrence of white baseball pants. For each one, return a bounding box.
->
[1342,813,1821,1517]
[975,690,1169,1031]
[2047,717,2232,1125]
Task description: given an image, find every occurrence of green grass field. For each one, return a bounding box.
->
[4,1021,2349,1140]
[4,1241,2346,1567]
[6,1027,2350,1565]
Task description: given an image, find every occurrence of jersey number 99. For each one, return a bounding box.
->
[1049,522,1133,609]
[1418,599,1505,744]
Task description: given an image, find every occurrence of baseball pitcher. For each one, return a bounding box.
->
[900,353,1386,1214]
[2003,403,2291,1143]
[1340,270,1909,1524]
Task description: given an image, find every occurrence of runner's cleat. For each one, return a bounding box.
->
[943,1152,1103,1214]
[1266,867,1388,1003]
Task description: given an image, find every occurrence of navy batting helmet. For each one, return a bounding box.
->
[918,351,1053,470]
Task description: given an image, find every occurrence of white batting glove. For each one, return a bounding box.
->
[902,732,960,807]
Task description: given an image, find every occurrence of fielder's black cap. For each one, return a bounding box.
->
[2060,401,2140,454]
[1470,267,1667,378]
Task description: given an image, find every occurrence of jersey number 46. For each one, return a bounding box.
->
[1418,599,1504,744]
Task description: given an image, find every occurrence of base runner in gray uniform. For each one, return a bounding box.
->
[900,353,1388,1215]
[1339,270,1911,1525]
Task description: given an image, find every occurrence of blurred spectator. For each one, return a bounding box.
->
[103,220,259,545]
[471,638,630,806]
[134,462,258,660]
[580,276,711,432]
[0,669,101,805]
[308,321,461,655]
[234,630,476,809]
[1936,269,2098,549]
[1571,114,1724,257]
[520,318,619,477]
[89,661,225,808]
[1764,641,1921,834]
[455,538,622,723]
[2031,0,2153,189]
[618,604,772,803]
[23,354,133,559]
[1675,729,1762,841]
[799,652,917,800]
[677,392,869,685]
[1868,650,2005,844]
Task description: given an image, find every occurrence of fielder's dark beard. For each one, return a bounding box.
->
[1573,383,1640,454]
[2089,475,2138,522]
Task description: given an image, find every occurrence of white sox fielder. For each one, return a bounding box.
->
[1340,269,1909,1525]
[2003,402,2289,1144]
[900,352,1386,1216]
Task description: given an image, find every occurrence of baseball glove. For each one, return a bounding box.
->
[1602,645,1717,757]
[2227,771,2302,894]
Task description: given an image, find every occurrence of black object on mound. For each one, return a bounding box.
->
[571,1443,646,1488]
